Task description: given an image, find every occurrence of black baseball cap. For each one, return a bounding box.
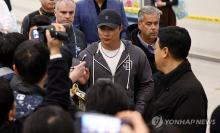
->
[97,9,122,29]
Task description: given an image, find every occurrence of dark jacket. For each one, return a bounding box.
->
[144,60,207,133]
[78,40,154,113]
[127,24,158,74]
[151,0,177,27]
[40,58,73,111]
[4,57,74,133]
[63,26,87,58]
[10,75,44,119]
[20,8,55,38]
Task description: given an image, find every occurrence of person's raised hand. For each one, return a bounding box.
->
[69,61,87,83]
[46,23,66,55]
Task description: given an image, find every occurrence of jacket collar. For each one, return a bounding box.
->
[96,40,130,64]
[87,40,131,71]
[89,0,112,7]
[130,27,153,54]
[39,7,54,17]
[10,75,45,96]
[88,0,99,24]
[156,59,192,88]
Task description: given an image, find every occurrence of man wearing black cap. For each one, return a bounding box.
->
[77,9,154,113]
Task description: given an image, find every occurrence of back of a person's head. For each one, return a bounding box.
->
[85,79,130,115]
[23,105,75,133]
[0,32,27,68]
[13,40,50,84]
[158,26,191,60]
[30,15,51,28]
[0,77,14,125]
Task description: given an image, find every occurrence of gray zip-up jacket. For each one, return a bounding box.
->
[78,40,154,113]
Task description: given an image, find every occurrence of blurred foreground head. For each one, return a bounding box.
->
[23,105,74,133]
[86,79,130,115]
[13,40,50,84]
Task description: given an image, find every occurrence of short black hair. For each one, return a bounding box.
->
[0,32,27,68]
[13,40,50,84]
[0,77,14,125]
[23,105,75,133]
[85,79,130,115]
[158,26,191,60]
[30,15,51,27]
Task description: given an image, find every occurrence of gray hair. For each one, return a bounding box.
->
[55,0,75,11]
[138,6,162,22]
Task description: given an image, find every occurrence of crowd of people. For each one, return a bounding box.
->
[0,0,219,133]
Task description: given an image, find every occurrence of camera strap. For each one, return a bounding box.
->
[71,25,79,58]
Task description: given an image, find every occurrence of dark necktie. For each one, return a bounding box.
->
[148,45,154,54]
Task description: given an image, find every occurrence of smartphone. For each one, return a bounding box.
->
[75,112,124,133]
[30,29,40,39]
[81,54,87,61]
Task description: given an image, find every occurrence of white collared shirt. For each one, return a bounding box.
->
[137,33,155,54]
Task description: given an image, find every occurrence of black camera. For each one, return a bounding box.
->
[30,25,68,45]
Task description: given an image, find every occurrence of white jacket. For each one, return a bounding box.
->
[0,0,17,33]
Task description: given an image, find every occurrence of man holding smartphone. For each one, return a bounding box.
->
[77,9,154,114]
